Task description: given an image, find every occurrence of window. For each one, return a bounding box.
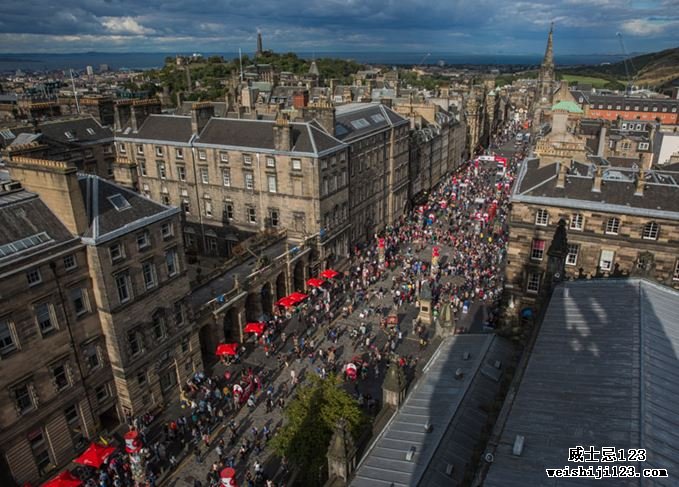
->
[182,199,191,214]
[198,150,207,161]
[155,146,163,157]
[110,243,124,262]
[128,331,141,356]
[162,195,171,206]
[115,272,131,303]
[83,342,100,369]
[243,154,252,165]
[535,209,549,226]
[52,364,70,390]
[566,244,580,266]
[137,370,147,385]
[63,254,77,270]
[599,250,615,271]
[152,314,165,340]
[26,268,42,286]
[321,159,328,170]
[95,384,109,403]
[638,142,649,150]
[673,260,679,281]
[84,149,93,158]
[0,318,17,355]
[35,303,56,334]
[267,175,277,193]
[175,148,183,159]
[142,261,157,290]
[137,231,150,250]
[70,288,88,316]
[266,156,275,168]
[570,213,584,231]
[527,272,540,294]
[247,207,257,224]
[530,239,545,261]
[199,167,209,184]
[165,249,178,277]
[137,145,144,155]
[64,404,79,424]
[605,217,620,235]
[269,208,280,227]
[177,165,186,181]
[223,202,234,221]
[635,124,641,130]
[205,200,213,218]
[174,301,184,326]
[118,143,126,154]
[292,158,302,171]
[642,221,659,240]
[139,161,147,176]
[245,173,254,190]
[28,429,52,475]
[15,384,34,414]
[161,222,174,239]
[109,194,131,211]
[322,178,329,196]
[221,168,231,187]
[158,162,167,179]
[220,152,229,163]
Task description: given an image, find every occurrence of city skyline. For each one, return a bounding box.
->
[0,0,677,55]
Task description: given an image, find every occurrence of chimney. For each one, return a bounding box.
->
[292,91,309,109]
[5,157,89,235]
[300,100,336,136]
[273,113,292,151]
[380,98,393,108]
[597,124,607,157]
[635,170,645,196]
[556,161,568,188]
[130,99,161,132]
[113,101,132,131]
[592,166,602,192]
[190,102,215,135]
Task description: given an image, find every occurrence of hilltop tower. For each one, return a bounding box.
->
[256,31,263,57]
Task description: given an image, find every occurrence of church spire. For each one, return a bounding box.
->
[542,22,554,68]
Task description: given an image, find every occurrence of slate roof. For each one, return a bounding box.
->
[350,334,512,487]
[176,101,228,118]
[78,174,179,244]
[586,94,679,111]
[195,118,346,156]
[513,158,679,219]
[484,279,679,487]
[334,102,408,142]
[0,189,77,267]
[125,114,193,144]
[39,116,113,144]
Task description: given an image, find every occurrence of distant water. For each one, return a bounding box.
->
[0,51,628,73]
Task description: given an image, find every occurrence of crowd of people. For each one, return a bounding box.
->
[65,125,526,487]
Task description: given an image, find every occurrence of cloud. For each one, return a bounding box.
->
[100,16,156,35]
[620,18,678,35]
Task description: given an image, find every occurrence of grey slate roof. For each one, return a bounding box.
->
[0,189,77,267]
[350,334,508,487]
[78,174,179,243]
[484,279,679,487]
[334,103,408,142]
[39,116,113,144]
[131,114,193,144]
[513,158,679,219]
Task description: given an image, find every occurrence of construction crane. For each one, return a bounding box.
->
[616,32,637,96]
[416,53,431,70]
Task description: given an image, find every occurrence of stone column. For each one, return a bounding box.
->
[382,362,406,408]
[327,418,357,482]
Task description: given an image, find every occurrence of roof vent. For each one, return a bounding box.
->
[424,422,433,433]
[455,368,464,380]
[493,360,502,369]
[406,446,416,461]
[484,452,495,463]
[463,352,470,360]
[512,435,525,456]
[445,463,454,476]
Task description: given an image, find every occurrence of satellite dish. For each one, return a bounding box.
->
[485,452,495,463]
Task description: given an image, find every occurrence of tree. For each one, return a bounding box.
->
[271,375,366,486]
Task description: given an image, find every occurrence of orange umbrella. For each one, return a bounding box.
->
[42,471,82,487]
[73,443,115,468]
[244,322,265,334]
[320,269,339,279]
[306,277,325,288]
[216,343,239,356]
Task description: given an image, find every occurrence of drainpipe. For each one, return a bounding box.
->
[189,135,207,253]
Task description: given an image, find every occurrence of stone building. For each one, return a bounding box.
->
[573,92,679,125]
[114,103,351,266]
[0,179,114,486]
[505,156,679,313]
[1,156,202,486]
[334,102,410,244]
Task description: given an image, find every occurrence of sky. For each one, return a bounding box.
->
[0,0,677,55]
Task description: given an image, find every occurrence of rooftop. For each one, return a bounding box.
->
[335,103,408,142]
[484,279,679,486]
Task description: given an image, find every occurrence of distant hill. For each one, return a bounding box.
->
[559,46,679,91]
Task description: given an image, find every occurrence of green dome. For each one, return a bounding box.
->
[551,100,584,113]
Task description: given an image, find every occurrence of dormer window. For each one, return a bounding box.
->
[64,131,74,139]
[108,194,131,211]
[86,128,96,136]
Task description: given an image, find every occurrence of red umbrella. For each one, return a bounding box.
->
[220,467,239,487]
[216,343,239,356]
[288,292,308,303]
[320,269,339,279]
[42,471,82,487]
[306,277,325,288]
[73,443,115,468]
[244,322,265,334]
[276,297,296,308]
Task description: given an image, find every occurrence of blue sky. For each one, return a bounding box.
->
[0,0,677,54]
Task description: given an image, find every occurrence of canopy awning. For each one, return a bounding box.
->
[73,443,115,468]
[216,343,239,356]
[42,471,82,487]
[320,269,340,279]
